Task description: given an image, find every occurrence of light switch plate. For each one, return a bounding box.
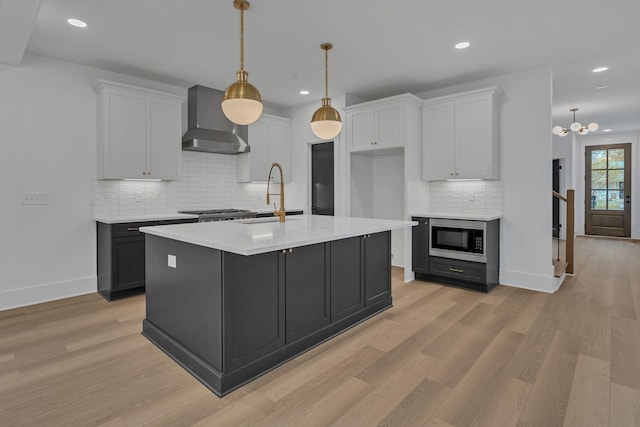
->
[168,254,176,268]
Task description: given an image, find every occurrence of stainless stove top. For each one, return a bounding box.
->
[178,208,257,222]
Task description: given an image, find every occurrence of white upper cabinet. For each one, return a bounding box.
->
[238,114,292,182]
[95,80,184,180]
[422,87,500,181]
[345,94,420,152]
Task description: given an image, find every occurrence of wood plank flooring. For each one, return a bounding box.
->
[1,236,640,426]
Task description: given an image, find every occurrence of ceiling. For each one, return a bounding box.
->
[17,0,640,133]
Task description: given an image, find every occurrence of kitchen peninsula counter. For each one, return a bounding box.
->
[140,215,415,396]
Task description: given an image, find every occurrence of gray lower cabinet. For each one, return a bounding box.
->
[364,232,391,306]
[142,230,392,396]
[97,218,197,301]
[284,243,330,344]
[223,251,285,371]
[330,236,364,322]
[411,217,429,275]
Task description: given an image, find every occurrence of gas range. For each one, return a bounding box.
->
[178,208,257,222]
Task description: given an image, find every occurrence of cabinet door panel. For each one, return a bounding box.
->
[248,119,270,181]
[269,119,292,182]
[376,103,403,147]
[112,236,146,291]
[454,96,493,179]
[349,108,375,150]
[223,251,284,370]
[330,237,364,321]
[285,243,329,343]
[106,92,146,179]
[364,232,391,306]
[422,101,454,180]
[411,217,429,274]
[148,96,181,180]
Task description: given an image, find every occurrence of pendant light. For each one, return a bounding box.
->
[221,0,263,125]
[311,43,342,140]
[552,108,599,137]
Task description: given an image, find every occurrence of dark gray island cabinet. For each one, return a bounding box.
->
[140,215,413,396]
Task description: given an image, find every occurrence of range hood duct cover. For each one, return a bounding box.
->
[182,85,250,154]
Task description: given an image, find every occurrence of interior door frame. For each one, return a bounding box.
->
[584,143,631,237]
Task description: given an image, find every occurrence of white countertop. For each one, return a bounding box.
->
[94,213,198,224]
[141,215,417,256]
[410,212,502,221]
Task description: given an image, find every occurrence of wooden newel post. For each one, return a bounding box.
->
[566,189,575,274]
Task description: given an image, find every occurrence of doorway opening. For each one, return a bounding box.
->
[585,143,631,237]
[311,142,334,216]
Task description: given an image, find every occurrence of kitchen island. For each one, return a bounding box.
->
[140,215,415,396]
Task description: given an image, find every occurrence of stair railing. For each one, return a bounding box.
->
[552,189,575,274]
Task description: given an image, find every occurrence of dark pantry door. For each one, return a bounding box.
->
[585,143,631,237]
[311,142,335,216]
[552,159,560,239]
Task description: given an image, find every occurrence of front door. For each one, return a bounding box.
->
[585,143,631,237]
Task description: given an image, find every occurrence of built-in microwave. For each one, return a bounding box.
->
[429,218,486,263]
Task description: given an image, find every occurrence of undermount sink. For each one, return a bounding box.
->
[236,217,299,224]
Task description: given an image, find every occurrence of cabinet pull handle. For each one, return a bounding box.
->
[282,249,287,254]
[289,248,293,253]
[127,227,140,231]
[449,268,464,273]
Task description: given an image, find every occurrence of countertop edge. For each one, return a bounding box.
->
[94,213,199,224]
[410,213,502,221]
[141,218,417,256]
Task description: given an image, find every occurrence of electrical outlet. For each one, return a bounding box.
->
[168,254,176,268]
[21,192,48,205]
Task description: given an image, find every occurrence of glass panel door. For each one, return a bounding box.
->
[585,144,631,237]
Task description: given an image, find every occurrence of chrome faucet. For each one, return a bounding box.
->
[266,162,286,222]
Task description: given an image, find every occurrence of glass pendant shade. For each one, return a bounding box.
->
[587,122,599,132]
[310,43,342,140]
[570,121,582,132]
[311,98,342,140]
[222,71,263,125]
[559,129,569,137]
[552,126,563,135]
[221,0,263,125]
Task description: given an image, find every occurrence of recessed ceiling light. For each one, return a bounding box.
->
[455,42,470,49]
[596,85,609,90]
[299,90,310,95]
[602,129,612,132]
[592,66,608,73]
[67,18,87,28]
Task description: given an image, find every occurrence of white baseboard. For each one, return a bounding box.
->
[0,276,97,311]
[499,269,556,293]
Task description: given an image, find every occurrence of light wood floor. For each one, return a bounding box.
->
[1,236,640,426]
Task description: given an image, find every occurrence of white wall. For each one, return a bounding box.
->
[0,53,189,310]
[574,131,640,238]
[418,67,556,292]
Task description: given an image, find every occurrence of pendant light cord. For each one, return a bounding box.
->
[240,7,244,71]
[324,47,329,98]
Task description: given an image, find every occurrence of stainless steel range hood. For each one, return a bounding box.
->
[182,85,250,154]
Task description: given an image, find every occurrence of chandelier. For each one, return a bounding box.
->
[552,108,599,137]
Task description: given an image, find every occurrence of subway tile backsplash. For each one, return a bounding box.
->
[93,151,272,216]
[429,181,502,216]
